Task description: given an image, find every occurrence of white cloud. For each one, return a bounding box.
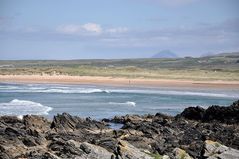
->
[56,23,128,35]
[56,25,81,34]
[106,27,128,33]
[56,23,102,35]
[81,23,102,33]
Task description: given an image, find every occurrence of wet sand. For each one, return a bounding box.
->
[0,75,239,89]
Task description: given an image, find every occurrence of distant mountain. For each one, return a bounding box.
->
[152,50,178,58]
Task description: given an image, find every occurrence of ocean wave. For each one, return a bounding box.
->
[109,89,236,98]
[0,84,237,98]
[0,87,110,94]
[0,86,19,90]
[108,101,136,107]
[0,99,52,116]
[153,90,234,98]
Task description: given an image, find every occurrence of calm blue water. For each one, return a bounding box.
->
[0,83,238,119]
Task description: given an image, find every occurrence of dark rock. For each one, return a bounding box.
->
[63,140,83,156]
[80,143,91,154]
[5,127,24,136]
[23,115,51,133]
[22,137,37,147]
[0,100,239,158]
[26,150,60,159]
[95,138,119,153]
[51,113,107,133]
[177,106,205,120]
[231,100,239,108]
[51,112,80,132]
[178,100,239,124]
[203,140,239,159]
[203,105,239,124]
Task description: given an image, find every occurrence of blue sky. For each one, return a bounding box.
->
[0,0,239,59]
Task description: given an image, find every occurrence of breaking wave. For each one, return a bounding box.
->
[0,86,110,94]
[108,89,237,98]
[108,101,136,107]
[0,84,237,98]
[0,99,52,116]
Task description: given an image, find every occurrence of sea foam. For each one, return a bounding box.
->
[108,101,136,107]
[0,99,52,116]
[0,84,237,98]
[0,86,110,94]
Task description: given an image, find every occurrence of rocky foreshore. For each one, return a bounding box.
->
[0,100,239,159]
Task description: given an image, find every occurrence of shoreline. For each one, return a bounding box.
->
[1,74,239,89]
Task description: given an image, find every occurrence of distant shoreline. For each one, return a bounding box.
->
[1,75,239,89]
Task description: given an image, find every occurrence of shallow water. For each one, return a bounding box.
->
[0,83,238,119]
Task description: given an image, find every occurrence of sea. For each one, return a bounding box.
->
[0,82,238,120]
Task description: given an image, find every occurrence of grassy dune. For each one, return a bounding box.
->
[0,52,239,81]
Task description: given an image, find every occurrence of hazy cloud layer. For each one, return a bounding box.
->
[1,18,238,57]
[0,0,238,59]
[56,23,128,36]
[56,23,102,35]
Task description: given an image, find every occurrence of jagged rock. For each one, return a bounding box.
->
[22,137,37,147]
[231,100,239,108]
[177,106,205,120]
[76,117,107,130]
[25,149,61,159]
[178,100,239,124]
[0,144,27,159]
[51,112,80,132]
[5,127,24,137]
[203,105,239,124]
[23,115,51,133]
[109,114,152,124]
[118,140,153,159]
[80,142,91,154]
[51,113,107,133]
[0,116,23,128]
[80,142,114,159]
[0,101,239,158]
[203,140,239,159]
[173,148,193,159]
[95,137,119,153]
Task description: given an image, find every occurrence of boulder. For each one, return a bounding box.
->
[51,113,80,132]
[176,106,205,120]
[117,140,154,159]
[173,148,193,159]
[203,105,239,124]
[178,100,239,124]
[80,142,114,159]
[203,140,239,159]
[0,100,239,159]
[51,113,107,133]
[23,115,51,133]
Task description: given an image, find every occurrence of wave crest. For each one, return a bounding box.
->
[0,84,237,98]
[0,99,52,116]
[108,101,136,107]
[0,86,110,94]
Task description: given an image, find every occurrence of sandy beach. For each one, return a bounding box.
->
[0,75,239,89]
